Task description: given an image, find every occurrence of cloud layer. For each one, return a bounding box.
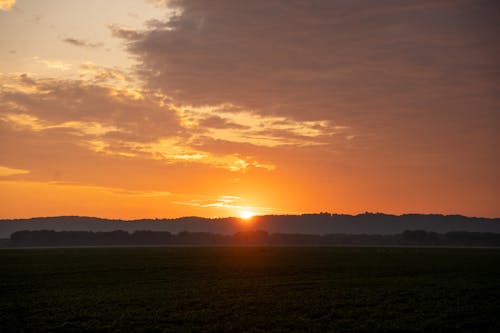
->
[0,73,282,173]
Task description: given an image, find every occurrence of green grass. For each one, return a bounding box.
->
[1,247,499,332]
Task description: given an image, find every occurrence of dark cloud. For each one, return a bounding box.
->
[109,25,142,40]
[116,0,499,135]
[62,37,103,48]
[110,0,500,176]
[198,115,249,130]
[122,2,495,105]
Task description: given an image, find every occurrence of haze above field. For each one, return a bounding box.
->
[1,0,499,219]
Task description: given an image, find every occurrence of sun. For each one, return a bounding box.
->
[239,210,256,219]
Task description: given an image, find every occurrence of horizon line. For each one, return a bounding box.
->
[1,212,499,221]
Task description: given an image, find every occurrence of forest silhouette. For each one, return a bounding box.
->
[9,229,500,247]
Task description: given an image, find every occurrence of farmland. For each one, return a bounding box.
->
[1,247,499,332]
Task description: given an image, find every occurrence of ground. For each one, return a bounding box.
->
[1,247,499,332]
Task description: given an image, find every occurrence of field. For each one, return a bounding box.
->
[1,247,499,332]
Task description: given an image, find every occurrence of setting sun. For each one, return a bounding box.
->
[239,210,256,219]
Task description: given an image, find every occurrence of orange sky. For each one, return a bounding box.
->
[1,0,499,219]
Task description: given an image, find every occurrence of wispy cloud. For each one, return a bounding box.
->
[0,165,29,177]
[45,181,171,197]
[174,195,277,215]
[2,113,119,136]
[61,37,103,49]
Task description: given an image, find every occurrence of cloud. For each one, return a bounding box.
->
[0,165,29,177]
[109,24,142,40]
[2,113,119,136]
[62,37,104,49]
[46,181,171,197]
[114,0,500,153]
[174,195,277,215]
[198,115,248,130]
[0,72,346,170]
[170,102,350,148]
[131,138,275,171]
[0,0,15,11]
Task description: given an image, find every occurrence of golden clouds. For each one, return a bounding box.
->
[0,0,15,11]
[131,138,275,172]
[0,74,276,174]
[175,104,349,147]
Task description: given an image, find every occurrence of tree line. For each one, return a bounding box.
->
[8,229,500,247]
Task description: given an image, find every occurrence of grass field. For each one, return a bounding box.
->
[1,247,499,332]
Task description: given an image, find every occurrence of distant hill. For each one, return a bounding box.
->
[1,213,499,238]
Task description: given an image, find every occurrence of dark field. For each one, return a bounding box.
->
[1,247,499,332]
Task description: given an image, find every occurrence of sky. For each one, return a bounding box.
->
[0,0,499,219]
